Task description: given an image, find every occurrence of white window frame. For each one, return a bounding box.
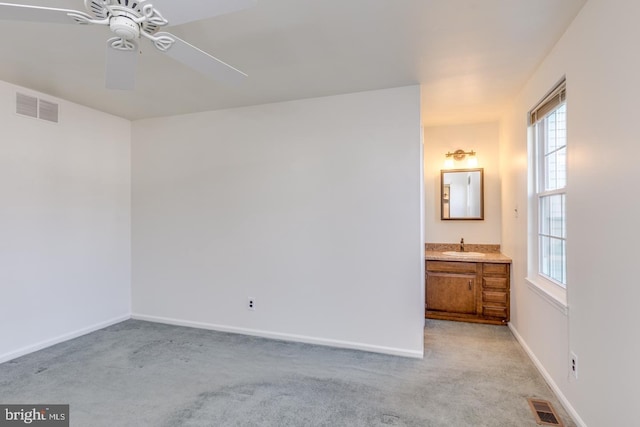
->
[527,79,568,308]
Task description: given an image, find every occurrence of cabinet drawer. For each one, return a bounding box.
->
[483,263,507,275]
[483,291,507,304]
[426,261,477,274]
[483,305,507,319]
[483,277,508,290]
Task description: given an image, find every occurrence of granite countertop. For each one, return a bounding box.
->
[425,243,512,263]
[425,250,512,263]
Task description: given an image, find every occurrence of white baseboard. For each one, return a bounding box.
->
[508,323,587,427]
[131,313,423,359]
[0,314,131,364]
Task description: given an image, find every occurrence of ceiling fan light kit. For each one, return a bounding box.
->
[0,0,255,89]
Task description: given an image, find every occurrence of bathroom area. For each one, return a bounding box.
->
[423,121,512,324]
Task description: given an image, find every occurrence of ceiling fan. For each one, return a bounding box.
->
[0,0,255,90]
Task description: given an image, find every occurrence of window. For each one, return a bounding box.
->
[529,80,566,288]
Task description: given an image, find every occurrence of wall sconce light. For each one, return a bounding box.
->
[444,149,477,168]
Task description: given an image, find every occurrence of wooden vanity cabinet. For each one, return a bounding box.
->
[426,260,510,325]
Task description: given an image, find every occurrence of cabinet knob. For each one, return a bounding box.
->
[468,280,472,290]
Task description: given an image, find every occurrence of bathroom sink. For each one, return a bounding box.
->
[442,251,485,257]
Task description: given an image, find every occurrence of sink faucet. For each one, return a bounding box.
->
[460,238,465,252]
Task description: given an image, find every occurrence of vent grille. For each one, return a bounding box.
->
[39,100,59,123]
[16,93,59,123]
[528,398,564,426]
[16,93,38,118]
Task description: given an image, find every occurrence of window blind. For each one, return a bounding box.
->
[529,79,566,125]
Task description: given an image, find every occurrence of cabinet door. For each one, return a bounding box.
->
[426,272,477,314]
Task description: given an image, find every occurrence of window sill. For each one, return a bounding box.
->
[525,277,568,316]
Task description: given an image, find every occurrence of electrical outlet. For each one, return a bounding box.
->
[570,351,578,379]
[248,298,255,311]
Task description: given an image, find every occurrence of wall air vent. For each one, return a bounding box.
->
[39,99,59,123]
[16,93,38,118]
[16,92,59,123]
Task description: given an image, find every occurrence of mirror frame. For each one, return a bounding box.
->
[441,168,484,221]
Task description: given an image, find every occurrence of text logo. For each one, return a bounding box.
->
[0,405,68,426]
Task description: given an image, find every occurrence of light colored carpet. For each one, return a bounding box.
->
[0,319,575,426]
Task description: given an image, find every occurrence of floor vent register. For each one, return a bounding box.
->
[527,398,564,426]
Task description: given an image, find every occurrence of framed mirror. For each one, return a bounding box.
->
[441,168,484,220]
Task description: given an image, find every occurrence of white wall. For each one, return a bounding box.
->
[500,0,640,425]
[424,122,501,244]
[0,81,131,362]
[132,86,424,357]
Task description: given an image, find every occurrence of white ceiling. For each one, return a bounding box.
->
[0,0,586,124]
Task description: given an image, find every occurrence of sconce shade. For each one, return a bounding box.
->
[467,155,478,167]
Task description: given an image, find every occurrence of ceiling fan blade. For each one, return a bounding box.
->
[105,41,138,90]
[156,32,247,85]
[152,0,256,27]
[0,3,88,24]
